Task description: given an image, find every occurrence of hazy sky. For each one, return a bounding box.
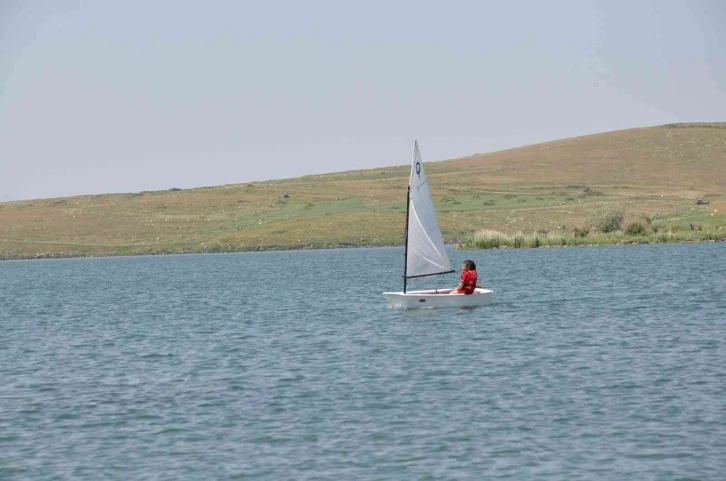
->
[1,0,724,201]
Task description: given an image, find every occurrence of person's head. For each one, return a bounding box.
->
[462,260,476,271]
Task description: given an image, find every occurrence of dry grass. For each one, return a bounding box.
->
[1,123,725,259]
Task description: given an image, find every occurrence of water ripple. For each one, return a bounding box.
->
[1,244,725,480]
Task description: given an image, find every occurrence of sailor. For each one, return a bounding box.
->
[450,260,478,294]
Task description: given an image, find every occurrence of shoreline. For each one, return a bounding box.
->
[2,237,724,262]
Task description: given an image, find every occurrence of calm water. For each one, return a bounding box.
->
[1,243,725,480]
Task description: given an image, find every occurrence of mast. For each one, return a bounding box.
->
[402,140,419,293]
[403,185,411,293]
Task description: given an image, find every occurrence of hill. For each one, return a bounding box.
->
[1,123,725,259]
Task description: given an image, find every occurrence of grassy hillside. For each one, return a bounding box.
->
[1,123,725,259]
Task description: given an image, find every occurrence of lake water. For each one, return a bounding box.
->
[1,243,725,480]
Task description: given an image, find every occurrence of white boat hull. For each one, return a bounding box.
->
[383,288,493,309]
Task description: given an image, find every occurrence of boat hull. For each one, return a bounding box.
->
[383,288,493,309]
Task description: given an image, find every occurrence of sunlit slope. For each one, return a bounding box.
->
[449,122,726,190]
[1,123,724,259]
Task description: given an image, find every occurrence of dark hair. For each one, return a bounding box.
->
[463,259,476,270]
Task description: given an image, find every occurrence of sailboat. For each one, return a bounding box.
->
[383,141,493,309]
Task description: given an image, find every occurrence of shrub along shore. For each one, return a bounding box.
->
[458,229,725,250]
[458,211,726,250]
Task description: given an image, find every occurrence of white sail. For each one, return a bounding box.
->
[405,141,452,278]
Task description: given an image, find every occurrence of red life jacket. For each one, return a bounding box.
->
[459,270,477,294]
